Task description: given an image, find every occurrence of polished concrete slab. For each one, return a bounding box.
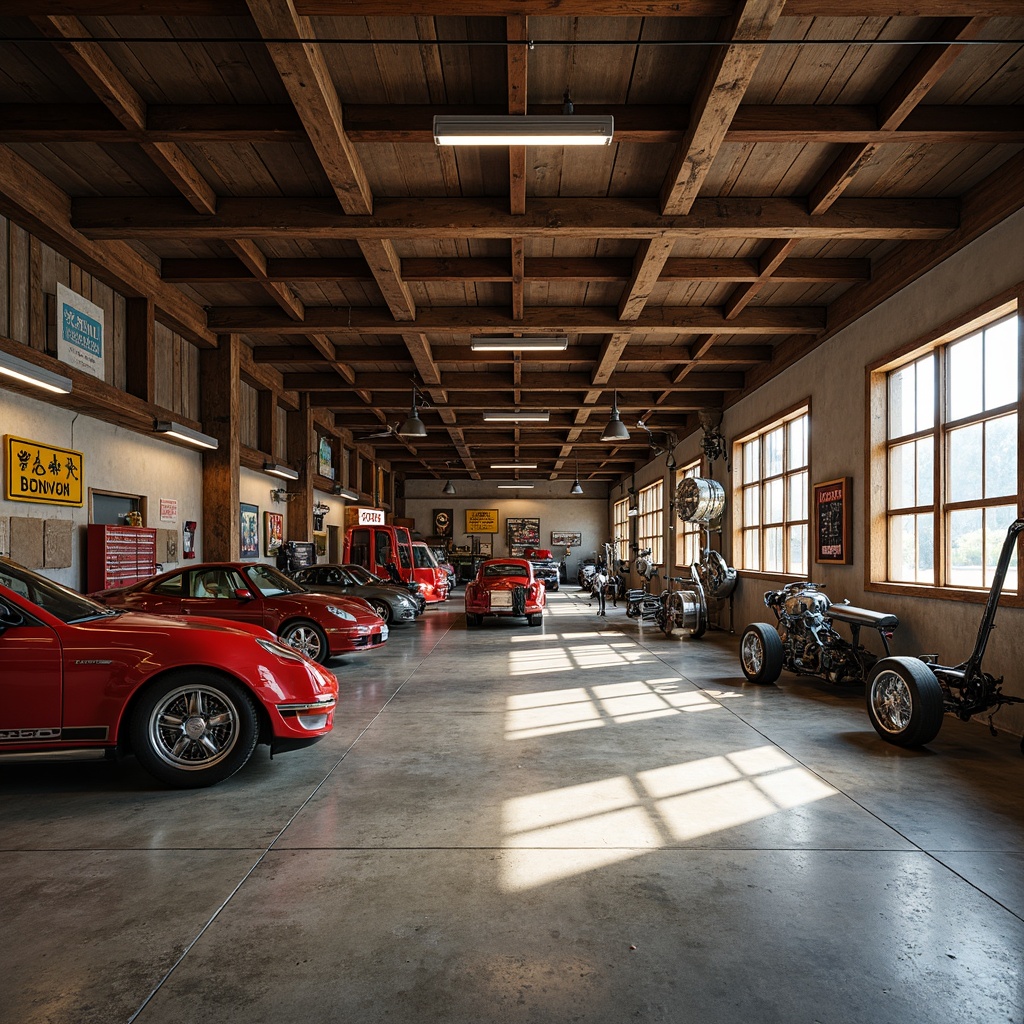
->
[2,589,1023,1024]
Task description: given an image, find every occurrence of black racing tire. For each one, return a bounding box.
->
[527,612,542,626]
[739,623,784,685]
[866,657,945,748]
[466,613,483,627]
[369,599,393,625]
[279,619,330,664]
[130,672,259,788]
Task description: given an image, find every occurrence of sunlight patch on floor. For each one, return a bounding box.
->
[500,745,837,891]
[505,678,730,740]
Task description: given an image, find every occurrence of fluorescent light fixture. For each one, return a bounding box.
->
[0,349,72,394]
[627,505,639,517]
[263,461,299,480]
[154,420,219,450]
[471,336,568,352]
[333,484,359,500]
[490,462,538,470]
[482,410,550,422]
[498,483,535,489]
[434,115,613,147]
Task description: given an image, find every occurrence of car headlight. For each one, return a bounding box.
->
[327,604,356,621]
[256,637,307,662]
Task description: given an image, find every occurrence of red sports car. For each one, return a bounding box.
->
[92,562,387,664]
[464,558,546,627]
[0,557,338,788]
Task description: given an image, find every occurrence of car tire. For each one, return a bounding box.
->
[466,613,483,626]
[369,600,393,625]
[279,620,330,664]
[866,657,945,748]
[130,672,259,788]
[739,623,784,684]
[527,612,542,626]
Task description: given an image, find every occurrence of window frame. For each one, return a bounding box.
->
[867,290,1022,605]
[612,498,630,564]
[731,401,810,578]
[636,480,664,566]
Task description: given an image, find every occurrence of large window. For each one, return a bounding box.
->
[612,498,630,563]
[734,406,809,574]
[675,459,703,568]
[637,481,664,565]
[882,309,1019,592]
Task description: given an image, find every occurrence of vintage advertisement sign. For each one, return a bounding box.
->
[433,508,453,538]
[4,434,83,506]
[159,498,178,521]
[57,283,105,380]
[814,477,852,564]
[465,508,498,534]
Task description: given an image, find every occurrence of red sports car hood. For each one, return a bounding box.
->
[81,609,277,640]
[271,592,382,626]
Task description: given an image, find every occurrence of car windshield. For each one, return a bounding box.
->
[413,545,437,568]
[0,557,119,623]
[243,563,305,596]
[344,564,385,586]
[483,563,528,579]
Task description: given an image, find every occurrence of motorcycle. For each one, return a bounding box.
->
[625,549,661,621]
[740,582,899,686]
[866,519,1024,752]
[577,558,598,589]
[625,550,707,638]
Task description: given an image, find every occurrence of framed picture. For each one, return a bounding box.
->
[314,530,328,557]
[465,508,498,534]
[551,531,582,547]
[264,511,284,556]
[506,517,540,557]
[813,477,852,564]
[240,503,259,559]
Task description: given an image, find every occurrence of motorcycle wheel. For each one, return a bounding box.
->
[866,657,944,747]
[739,623,784,685]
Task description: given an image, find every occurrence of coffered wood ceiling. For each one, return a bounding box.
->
[1,1,1022,486]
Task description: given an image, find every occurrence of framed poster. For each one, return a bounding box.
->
[813,477,851,564]
[433,508,453,538]
[506,517,540,557]
[264,511,284,556]
[240,503,259,559]
[466,508,498,534]
[551,531,582,547]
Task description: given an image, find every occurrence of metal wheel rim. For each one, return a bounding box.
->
[741,633,764,675]
[147,684,239,771]
[282,624,323,660]
[370,601,390,622]
[870,671,912,733]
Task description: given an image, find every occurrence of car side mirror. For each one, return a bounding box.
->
[0,601,25,632]
[233,589,255,600]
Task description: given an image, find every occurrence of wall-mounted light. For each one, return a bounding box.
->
[490,462,538,470]
[0,349,73,394]
[600,391,630,442]
[471,336,568,351]
[482,410,550,422]
[154,419,219,450]
[332,484,359,500]
[263,461,299,480]
[434,115,613,147]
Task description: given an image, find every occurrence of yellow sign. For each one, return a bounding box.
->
[465,508,498,534]
[4,434,84,507]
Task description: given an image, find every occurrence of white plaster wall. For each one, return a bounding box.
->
[625,209,1024,737]
[1,387,203,589]
[403,478,610,580]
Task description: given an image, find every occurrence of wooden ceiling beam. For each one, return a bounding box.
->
[310,393,723,413]
[209,303,825,335]
[721,238,799,320]
[244,0,415,323]
[74,196,959,241]
[3,1,1020,15]
[4,103,1021,146]
[161,255,871,285]
[810,17,991,215]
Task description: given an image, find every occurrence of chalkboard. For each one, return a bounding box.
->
[813,477,851,564]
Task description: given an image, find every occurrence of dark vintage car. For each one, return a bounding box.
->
[92,562,387,665]
[464,558,546,627]
[0,557,338,788]
[524,547,561,592]
[289,563,420,625]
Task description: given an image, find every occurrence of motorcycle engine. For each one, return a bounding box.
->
[782,586,831,622]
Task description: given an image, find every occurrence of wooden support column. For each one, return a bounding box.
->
[124,296,154,403]
[199,334,241,561]
[258,389,276,457]
[285,394,315,541]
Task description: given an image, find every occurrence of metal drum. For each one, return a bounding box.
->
[676,477,726,523]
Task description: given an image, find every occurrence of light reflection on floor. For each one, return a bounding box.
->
[500,745,837,891]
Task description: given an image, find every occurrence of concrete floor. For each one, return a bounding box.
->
[3,588,1024,1024]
